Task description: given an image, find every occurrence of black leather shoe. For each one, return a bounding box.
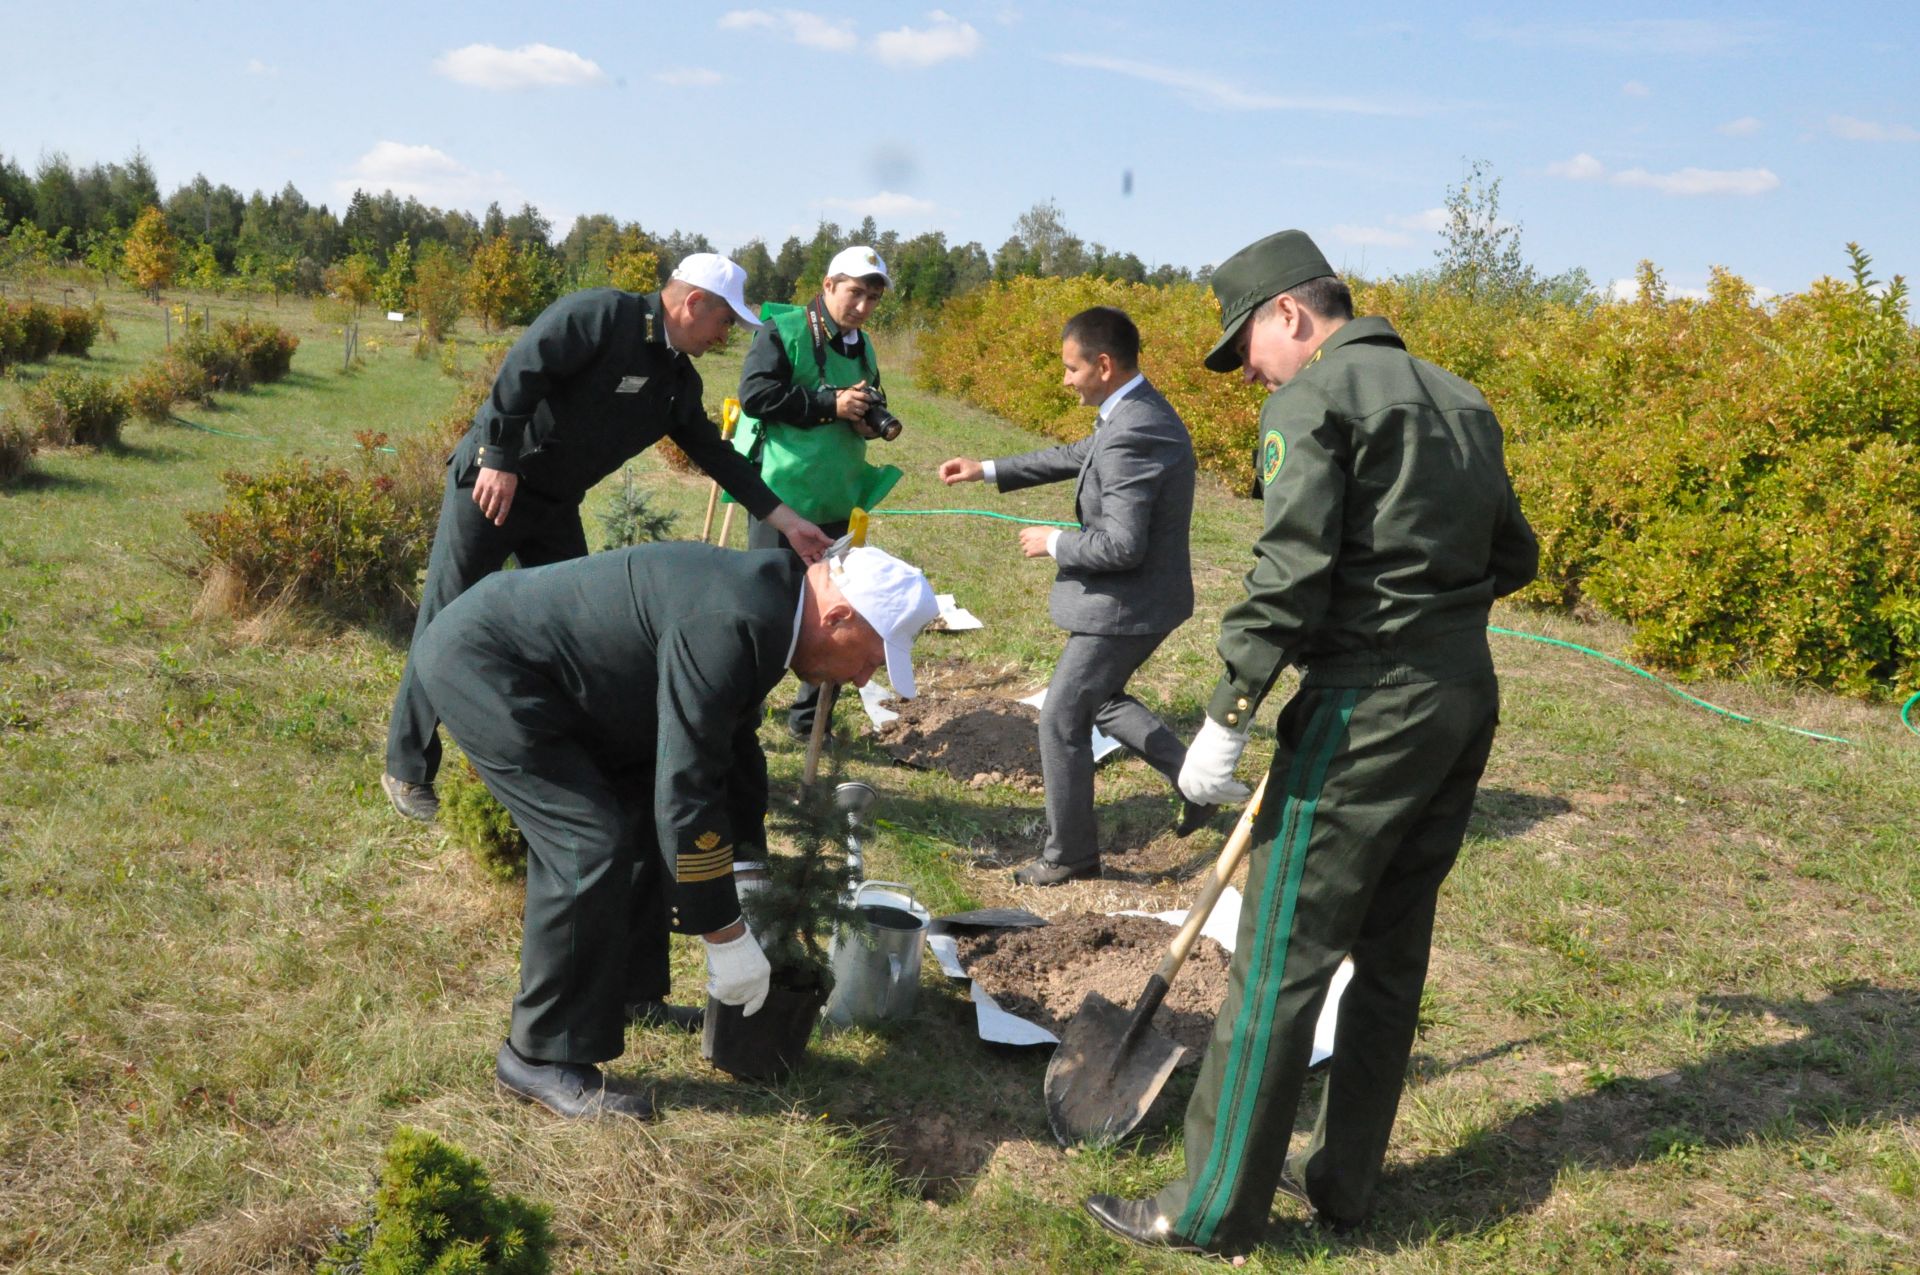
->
[1174,799,1219,837]
[1084,1194,1209,1255]
[494,1042,654,1120]
[381,773,439,823]
[1013,857,1099,887]
[626,998,704,1032]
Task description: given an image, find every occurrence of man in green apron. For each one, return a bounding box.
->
[1085,230,1539,1256]
[732,245,905,736]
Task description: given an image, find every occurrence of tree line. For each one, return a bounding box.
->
[0,147,1197,330]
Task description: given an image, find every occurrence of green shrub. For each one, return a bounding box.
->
[439,754,527,881]
[0,407,34,484]
[122,353,202,423]
[317,1126,553,1275]
[222,317,298,382]
[175,327,254,393]
[54,305,100,357]
[185,455,430,614]
[12,302,62,362]
[17,368,129,448]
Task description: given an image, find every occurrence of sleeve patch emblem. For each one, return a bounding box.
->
[1260,430,1286,486]
[695,831,721,850]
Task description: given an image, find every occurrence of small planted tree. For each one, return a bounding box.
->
[122,206,177,301]
[596,466,679,549]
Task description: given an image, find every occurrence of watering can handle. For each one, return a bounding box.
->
[853,880,916,907]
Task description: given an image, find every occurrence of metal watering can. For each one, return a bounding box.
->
[822,782,930,1028]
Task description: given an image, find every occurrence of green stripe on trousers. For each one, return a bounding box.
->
[1178,688,1356,1244]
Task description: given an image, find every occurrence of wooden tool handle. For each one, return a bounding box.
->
[1153,773,1270,985]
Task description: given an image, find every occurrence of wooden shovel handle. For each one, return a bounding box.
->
[1154,772,1270,985]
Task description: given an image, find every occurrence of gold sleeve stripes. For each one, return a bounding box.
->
[676,843,734,884]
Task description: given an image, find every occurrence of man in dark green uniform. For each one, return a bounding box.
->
[413,541,938,1119]
[733,244,904,736]
[383,253,833,824]
[1086,230,1538,1256]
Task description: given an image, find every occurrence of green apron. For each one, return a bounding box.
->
[729,301,902,524]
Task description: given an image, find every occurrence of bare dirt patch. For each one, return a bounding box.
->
[957,912,1231,1059]
[873,693,1046,791]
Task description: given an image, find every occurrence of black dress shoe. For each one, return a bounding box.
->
[627,998,705,1032]
[381,772,439,823]
[1012,857,1099,887]
[494,1042,654,1120]
[1174,799,1219,837]
[1083,1194,1210,1255]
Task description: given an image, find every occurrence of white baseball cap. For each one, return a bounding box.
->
[669,253,763,328]
[830,546,939,697]
[827,245,890,284]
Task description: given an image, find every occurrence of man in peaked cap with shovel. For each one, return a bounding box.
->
[412,539,938,1119]
[1084,230,1538,1255]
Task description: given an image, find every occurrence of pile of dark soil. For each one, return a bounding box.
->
[956,912,1231,1059]
[873,692,1045,791]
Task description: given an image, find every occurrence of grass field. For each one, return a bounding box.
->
[2,287,1918,1273]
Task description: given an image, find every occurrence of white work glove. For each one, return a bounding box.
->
[704,924,772,1017]
[1179,716,1253,805]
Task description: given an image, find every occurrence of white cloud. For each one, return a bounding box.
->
[433,43,604,90]
[1827,114,1920,142]
[245,58,277,77]
[719,9,859,52]
[1621,80,1652,97]
[1549,152,1777,196]
[336,141,515,209]
[1473,19,1772,57]
[1718,116,1762,136]
[820,190,937,218]
[1051,53,1421,116]
[1331,224,1411,248]
[1329,207,1446,249]
[1547,152,1608,181]
[871,10,981,67]
[653,67,726,87]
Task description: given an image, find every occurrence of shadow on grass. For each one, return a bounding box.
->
[653,974,1058,1200]
[1344,982,1920,1252]
[2,467,109,495]
[1469,786,1574,838]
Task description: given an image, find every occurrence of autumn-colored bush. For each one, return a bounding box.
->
[122,352,207,422]
[185,451,430,615]
[16,368,128,448]
[918,252,1920,695]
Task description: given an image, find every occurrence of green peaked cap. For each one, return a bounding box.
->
[1204,229,1335,373]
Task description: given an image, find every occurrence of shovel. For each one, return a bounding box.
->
[802,508,869,788]
[701,397,743,543]
[1043,772,1269,1147]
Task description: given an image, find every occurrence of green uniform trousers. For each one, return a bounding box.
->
[415,632,669,1066]
[1156,670,1499,1251]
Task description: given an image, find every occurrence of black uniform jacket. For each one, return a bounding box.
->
[456,287,780,518]
[430,544,805,934]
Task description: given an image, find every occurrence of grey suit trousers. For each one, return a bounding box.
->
[1040,630,1187,866]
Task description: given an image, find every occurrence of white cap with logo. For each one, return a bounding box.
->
[669,253,764,328]
[827,245,890,284]
[829,546,939,697]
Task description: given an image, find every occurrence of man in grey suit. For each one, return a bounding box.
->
[938,306,1214,885]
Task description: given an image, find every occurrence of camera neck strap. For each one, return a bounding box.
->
[805,295,879,391]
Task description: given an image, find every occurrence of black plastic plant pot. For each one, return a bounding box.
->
[701,981,828,1081]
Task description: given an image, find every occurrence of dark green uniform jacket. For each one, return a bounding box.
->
[1210,317,1538,726]
[459,287,780,518]
[418,544,804,935]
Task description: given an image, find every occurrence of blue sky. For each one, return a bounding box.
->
[5,2,1916,299]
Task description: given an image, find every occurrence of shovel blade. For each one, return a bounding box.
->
[1044,990,1187,1147]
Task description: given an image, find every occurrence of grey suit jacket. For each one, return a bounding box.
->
[994,379,1196,636]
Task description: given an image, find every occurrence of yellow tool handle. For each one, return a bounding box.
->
[848,507,869,548]
[721,396,741,440]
